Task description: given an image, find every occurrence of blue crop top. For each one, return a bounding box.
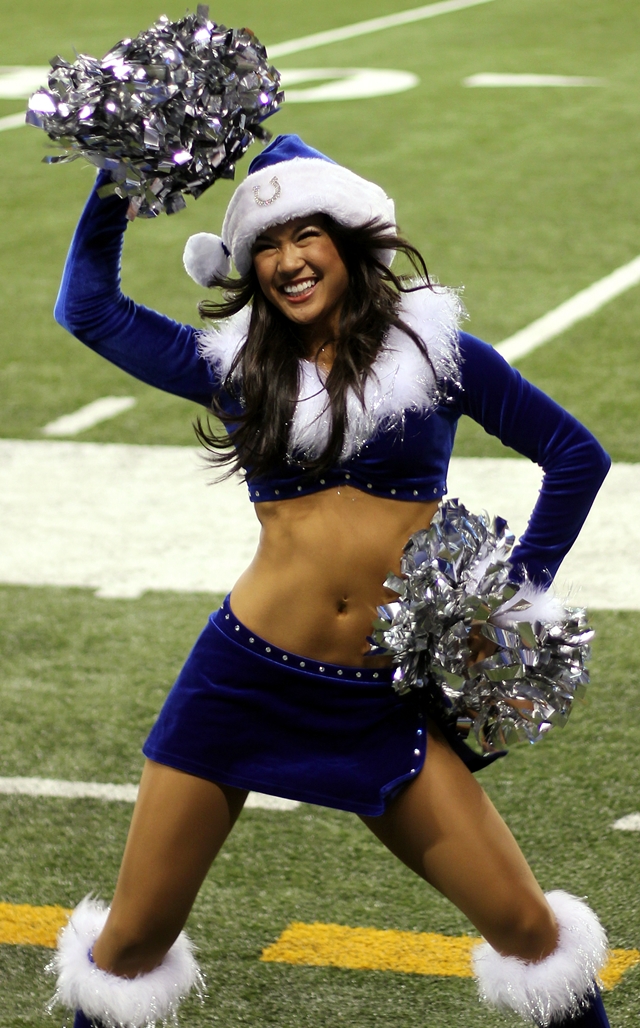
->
[54,177,611,586]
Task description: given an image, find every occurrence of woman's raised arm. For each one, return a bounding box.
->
[54,172,217,406]
[454,332,611,586]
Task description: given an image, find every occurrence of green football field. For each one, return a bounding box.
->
[1,0,639,1025]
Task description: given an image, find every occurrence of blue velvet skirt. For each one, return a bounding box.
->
[143,596,427,816]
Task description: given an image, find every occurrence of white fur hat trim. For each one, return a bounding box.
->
[48,896,204,1028]
[183,232,231,287]
[222,156,396,276]
[473,890,608,1025]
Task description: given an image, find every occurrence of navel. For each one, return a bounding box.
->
[336,597,348,615]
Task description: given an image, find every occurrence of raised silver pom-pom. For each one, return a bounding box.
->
[373,499,593,753]
[26,6,283,217]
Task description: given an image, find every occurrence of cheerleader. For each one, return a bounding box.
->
[50,134,611,1028]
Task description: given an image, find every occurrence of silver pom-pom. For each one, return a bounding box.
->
[26,6,282,217]
[373,499,593,753]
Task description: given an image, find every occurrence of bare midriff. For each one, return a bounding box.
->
[230,486,440,667]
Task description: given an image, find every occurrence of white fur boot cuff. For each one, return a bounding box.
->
[472,891,608,1025]
[48,896,204,1028]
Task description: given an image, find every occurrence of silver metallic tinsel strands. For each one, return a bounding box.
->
[26,6,282,216]
[373,500,593,753]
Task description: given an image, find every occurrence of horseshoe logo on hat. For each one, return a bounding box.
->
[253,176,281,206]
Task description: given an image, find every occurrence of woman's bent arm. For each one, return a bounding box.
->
[54,173,217,406]
[456,332,611,585]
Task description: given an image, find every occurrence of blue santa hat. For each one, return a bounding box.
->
[183,134,396,286]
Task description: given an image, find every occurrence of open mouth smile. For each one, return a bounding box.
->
[280,277,318,301]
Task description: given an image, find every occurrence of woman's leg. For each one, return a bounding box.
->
[360,724,609,1026]
[51,759,248,1027]
[92,758,247,976]
[361,722,557,960]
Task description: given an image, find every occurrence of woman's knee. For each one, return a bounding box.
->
[487,893,559,962]
[92,910,181,977]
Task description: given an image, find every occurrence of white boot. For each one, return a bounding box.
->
[48,896,204,1028]
[473,891,608,1026]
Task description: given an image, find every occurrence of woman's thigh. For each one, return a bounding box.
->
[92,759,247,976]
[360,725,557,961]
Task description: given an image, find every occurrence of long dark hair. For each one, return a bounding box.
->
[194,218,436,480]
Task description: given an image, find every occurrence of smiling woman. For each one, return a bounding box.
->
[47,132,611,1028]
[251,217,350,350]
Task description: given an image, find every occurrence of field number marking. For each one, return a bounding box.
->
[281,68,418,102]
[464,73,604,87]
[496,255,640,364]
[612,813,640,831]
[0,776,299,810]
[0,113,28,132]
[0,0,492,125]
[0,66,50,98]
[0,67,48,131]
[261,921,640,990]
[1,65,417,111]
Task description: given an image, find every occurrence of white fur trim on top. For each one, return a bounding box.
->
[48,896,203,1028]
[491,581,566,629]
[473,890,608,1025]
[222,157,396,275]
[197,304,251,384]
[196,285,463,460]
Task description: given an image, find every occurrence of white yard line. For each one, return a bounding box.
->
[42,396,137,436]
[0,441,639,608]
[0,776,299,810]
[496,255,640,363]
[0,112,26,132]
[464,73,604,87]
[0,777,138,802]
[612,813,640,832]
[269,0,497,57]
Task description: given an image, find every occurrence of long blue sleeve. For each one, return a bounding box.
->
[54,179,610,589]
[54,174,217,405]
[455,332,611,585]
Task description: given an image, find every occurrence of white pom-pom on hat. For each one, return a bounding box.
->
[183,232,231,286]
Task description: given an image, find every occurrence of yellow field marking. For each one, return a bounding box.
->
[2,904,639,988]
[261,922,640,989]
[261,922,477,977]
[0,902,71,948]
[600,948,640,990]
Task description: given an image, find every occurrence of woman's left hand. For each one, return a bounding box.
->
[467,623,498,665]
[468,625,535,715]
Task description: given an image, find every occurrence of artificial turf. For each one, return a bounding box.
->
[1,0,639,1024]
[0,586,638,1027]
[1,0,639,454]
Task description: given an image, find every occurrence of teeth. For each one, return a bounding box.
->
[283,278,316,296]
